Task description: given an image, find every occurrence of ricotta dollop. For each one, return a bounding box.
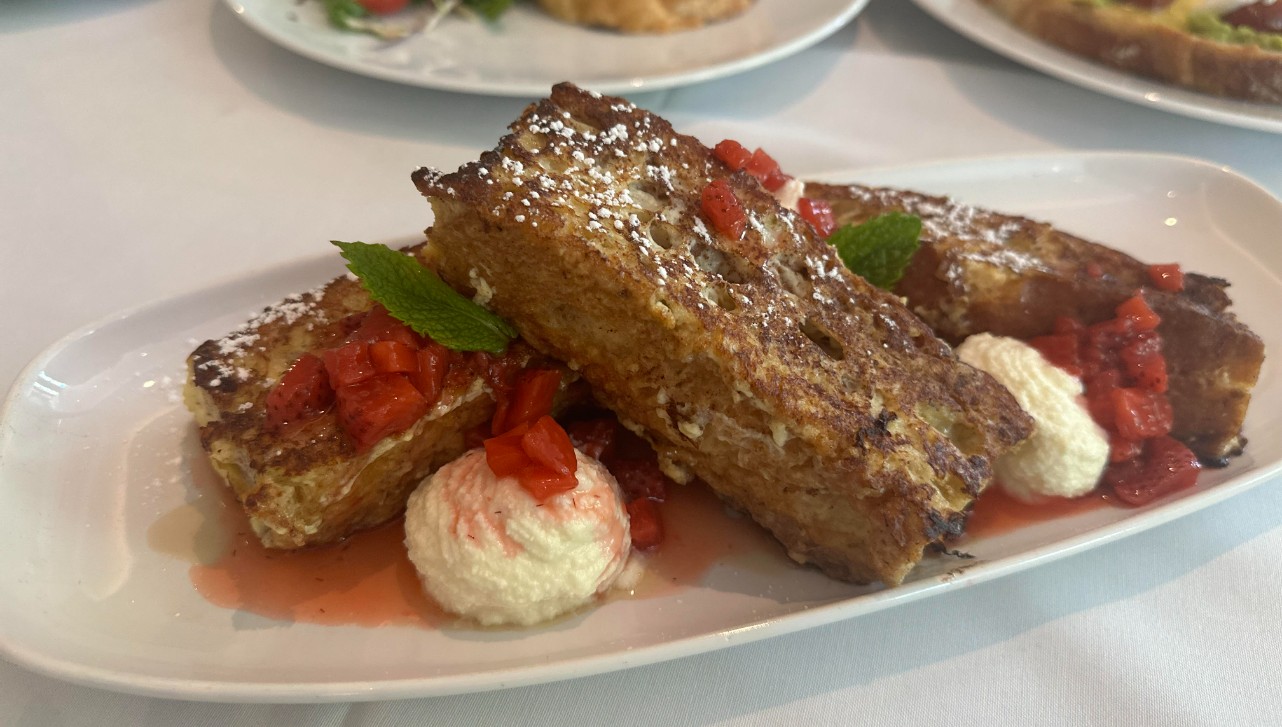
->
[957,333,1109,502]
[404,448,631,626]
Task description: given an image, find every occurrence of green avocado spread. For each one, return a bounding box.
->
[1188,12,1282,52]
[1082,1,1282,52]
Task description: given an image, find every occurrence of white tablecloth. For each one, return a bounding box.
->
[3,1,1280,724]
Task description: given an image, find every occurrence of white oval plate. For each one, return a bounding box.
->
[910,0,1282,134]
[222,0,869,96]
[1,152,1280,702]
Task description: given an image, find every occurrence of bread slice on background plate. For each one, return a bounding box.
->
[981,0,1282,103]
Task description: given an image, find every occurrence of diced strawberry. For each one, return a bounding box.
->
[1028,332,1082,377]
[484,427,531,479]
[264,353,333,430]
[609,456,671,503]
[479,352,522,436]
[324,340,377,388]
[712,139,753,171]
[1105,436,1200,506]
[1112,387,1174,441]
[1084,369,1122,429]
[1082,320,1126,376]
[1120,332,1167,393]
[500,369,562,433]
[1042,302,1190,496]
[1107,432,1143,464]
[369,340,418,374]
[1116,293,1161,332]
[334,373,429,452]
[408,343,450,407]
[351,305,422,348]
[744,148,791,192]
[701,179,747,239]
[626,498,664,550]
[520,415,578,477]
[517,463,579,501]
[1052,316,1085,336]
[1147,263,1184,292]
[797,198,836,238]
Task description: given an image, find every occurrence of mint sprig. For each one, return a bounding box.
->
[828,212,923,290]
[333,241,517,353]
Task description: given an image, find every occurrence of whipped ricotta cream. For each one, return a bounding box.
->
[772,178,805,212]
[404,448,631,626]
[957,333,1109,502]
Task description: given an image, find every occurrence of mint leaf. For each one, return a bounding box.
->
[828,212,923,290]
[333,241,517,353]
[462,0,513,21]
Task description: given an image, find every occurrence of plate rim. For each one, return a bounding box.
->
[2,150,1280,703]
[908,0,1282,134]
[221,0,871,97]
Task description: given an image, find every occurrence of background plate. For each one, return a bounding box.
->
[1,152,1279,702]
[910,0,1282,134]
[224,0,869,96]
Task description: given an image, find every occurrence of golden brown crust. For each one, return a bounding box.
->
[980,0,1282,103]
[537,0,753,33]
[804,181,1266,464]
[415,83,1033,585]
[184,243,566,549]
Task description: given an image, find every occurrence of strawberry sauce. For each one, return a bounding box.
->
[964,486,1112,539]
[156,458,777,629]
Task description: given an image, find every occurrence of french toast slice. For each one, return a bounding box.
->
[803,182,1265,464]
[184,242,571,549]
[413,83,1033,586]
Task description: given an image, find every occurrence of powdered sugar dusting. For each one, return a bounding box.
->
[844,186,1042,275]
[194,283,330,384]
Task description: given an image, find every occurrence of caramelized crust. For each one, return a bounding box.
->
[981,0,1282,103]
[184,243,566,548]
[804,182,1265,464]
[415,84,1032,585]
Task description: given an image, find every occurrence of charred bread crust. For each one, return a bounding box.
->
[184,242,571,549]
[415,83,1033,586]
[980,0,1282,103]
[804,181,1265,464]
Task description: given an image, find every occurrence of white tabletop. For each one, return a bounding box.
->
[4,1,1280,724]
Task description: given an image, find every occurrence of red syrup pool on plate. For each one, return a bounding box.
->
[152,457,782,629]
[963,485,1113,539]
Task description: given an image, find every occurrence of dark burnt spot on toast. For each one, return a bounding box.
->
[190,340,241,394]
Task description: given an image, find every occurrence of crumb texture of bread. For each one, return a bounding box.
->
[184,243,549,549]
[803,182,1266,464]
[415,83,1033,586]
[538,0,753,33]
[980,0,1282,103]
